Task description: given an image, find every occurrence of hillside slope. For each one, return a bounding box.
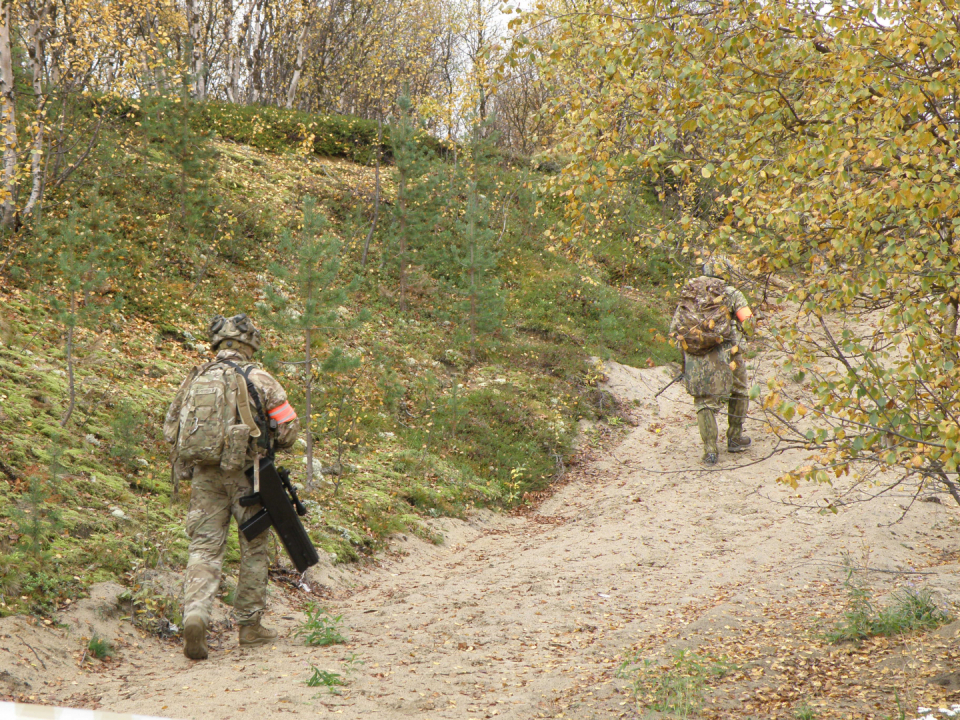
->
[0,104,675,620]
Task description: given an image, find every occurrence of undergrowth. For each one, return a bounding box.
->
[87,635,114,660]
[295,604,347,646]
[826,564,951,643]
[617,649,736,718]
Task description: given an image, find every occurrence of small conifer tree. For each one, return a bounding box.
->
[35,194,122,426]
[385,94,437,312]
[140,68,217,276]
[267,197,353,488]
[450,125,504,362]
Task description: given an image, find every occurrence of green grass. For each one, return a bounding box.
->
[306,666,346,692]
[826,584,951,643]
[617,650,735,718]
[295,604,347,646]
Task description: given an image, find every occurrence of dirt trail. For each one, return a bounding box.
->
[4,357,960,719]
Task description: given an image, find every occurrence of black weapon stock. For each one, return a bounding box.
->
[239,456,320,573]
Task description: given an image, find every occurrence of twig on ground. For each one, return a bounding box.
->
[16,635,47,670]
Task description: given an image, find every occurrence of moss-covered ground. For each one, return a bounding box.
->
[0,101,677,620]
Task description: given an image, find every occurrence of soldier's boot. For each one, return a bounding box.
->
[239,620,279,648]
[727,396,752,453]
[697,409,719,465]
[183,614,208,660]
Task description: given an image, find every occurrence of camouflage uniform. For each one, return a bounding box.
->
[178,348,299,627]
[670,282,752,462]
[165,315,299,659]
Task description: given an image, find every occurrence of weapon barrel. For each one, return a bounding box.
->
[654,371,685,398]
[279,467,308,516]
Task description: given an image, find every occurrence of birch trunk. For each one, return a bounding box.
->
[23,4,48,219]
[187,0,205,100]
[0,0,18,229]
[224,0,237,103]
[251,4,270,105]
[285,19,310,109]
[226,50,237,103]
[237,0,255,103]
[145,8,169,90]
[247,11,262,104]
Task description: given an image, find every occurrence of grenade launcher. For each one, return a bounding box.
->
[239,456,320,573]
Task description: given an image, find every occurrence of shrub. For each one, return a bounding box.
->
[87,635,114,660]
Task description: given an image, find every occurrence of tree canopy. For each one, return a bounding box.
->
[512,0,960,502]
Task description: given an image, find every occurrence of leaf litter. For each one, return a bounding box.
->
[3,347,960,719]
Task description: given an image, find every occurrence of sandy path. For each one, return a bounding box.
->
[6,358,960,718]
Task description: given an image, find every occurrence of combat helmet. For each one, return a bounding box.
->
[209,313,261,354]
[702,254,732,280]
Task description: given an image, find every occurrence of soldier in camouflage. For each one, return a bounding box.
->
[669,261,754,465]
[164,314,299,660]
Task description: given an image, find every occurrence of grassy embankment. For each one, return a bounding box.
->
[0,99,676,625]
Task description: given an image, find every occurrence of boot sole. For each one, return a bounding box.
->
[239,636,277,648]
[183,621,208,660]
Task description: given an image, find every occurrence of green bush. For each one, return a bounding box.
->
[201,103,391,164]
[108,399,148,471]
[827,585,951,643]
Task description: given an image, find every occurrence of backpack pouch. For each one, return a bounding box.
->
[177,374,229,466]
[221,423,253,472]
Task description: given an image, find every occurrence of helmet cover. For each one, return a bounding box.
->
[208,313,261,353]
[702,255,731,280]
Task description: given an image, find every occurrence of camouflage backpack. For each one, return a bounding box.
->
[672,277,733,355]
[175,362,261,468]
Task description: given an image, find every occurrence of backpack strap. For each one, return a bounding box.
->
[222,360,273,455]
[232,368,262,439]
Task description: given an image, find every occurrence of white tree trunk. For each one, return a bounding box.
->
[226,50,237,103]
[285,19,311,109]
[247,10,262,104]
[188,0,205,100]
[0,0,17,228]
[23,3,48,219]
[223,0,237,103]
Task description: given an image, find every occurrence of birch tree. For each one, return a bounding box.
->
[519,0,960,506]
[0,0,17,230]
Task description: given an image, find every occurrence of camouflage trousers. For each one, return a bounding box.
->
[693,354,749,414]
[183,465,269,627]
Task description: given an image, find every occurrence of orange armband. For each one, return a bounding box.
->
[736,307,753,323]
[268,401,297,424]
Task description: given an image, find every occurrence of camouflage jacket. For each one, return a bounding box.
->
[164,349,299,453]
[670,281,751,397]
